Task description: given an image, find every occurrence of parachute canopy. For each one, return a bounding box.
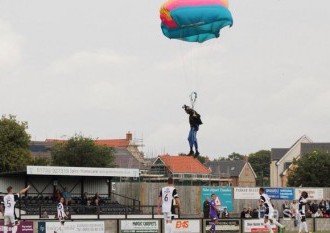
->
[160,0,233,43]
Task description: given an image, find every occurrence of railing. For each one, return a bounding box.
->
[17,203,161,220]
[20,192,141,210]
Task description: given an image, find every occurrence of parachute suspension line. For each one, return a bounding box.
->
[179,42,190,93]
[190,91,197,109]
[178,25,201,105]
[180,42,196,98]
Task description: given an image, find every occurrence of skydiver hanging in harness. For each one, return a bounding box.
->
[183,92,202,157]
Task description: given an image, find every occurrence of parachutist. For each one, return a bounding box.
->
[183,105,203,157]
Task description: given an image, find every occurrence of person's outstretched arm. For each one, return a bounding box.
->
[183,105,194,115]
[19,185,30,194]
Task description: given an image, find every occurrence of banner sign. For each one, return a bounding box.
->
[0,221,33,233]
[265,188,294,200]
[295,188,323,200]
[233,188,259,200]
[204,219,240,233]
[120,220,159,233]
[244,219,277,233]
[170,220,200,233]
[27,165,139,177]
[201,187,233,212]
[39,221,104,233]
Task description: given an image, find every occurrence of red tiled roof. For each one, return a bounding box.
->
[45,139,130,148]
[159,155,210,174]
[95,139,130,148]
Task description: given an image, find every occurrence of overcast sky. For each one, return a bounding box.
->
[1,0,330,159]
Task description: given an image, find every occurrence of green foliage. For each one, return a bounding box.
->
[228,152,244,160]
[0,115,32,172]
[287,150,330,187]
[31,157,51,166]
[196,155,209,164]
[248,150,271,186]
[51,134,116,167]
[216,152,244,161]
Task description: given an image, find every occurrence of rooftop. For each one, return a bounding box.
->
[206,160,247,177]
[158,155,210,174]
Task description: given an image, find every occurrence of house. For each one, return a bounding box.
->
[29,131,149,170]
[270,135,330,187]
[206,159,257,187]
[147,155,211,183]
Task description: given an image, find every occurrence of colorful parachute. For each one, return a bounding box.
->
[160,0,233,43]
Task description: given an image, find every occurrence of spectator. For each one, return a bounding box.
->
[65,210,71,220]
[319,200,326,211]
[252,208,259,218]
[41,210,49,218]
[310,200,319,217]
[240,208,251,218]
[93,192,102,214]
[240,208,245,218]
[93,192,102,206]
[221,208,229,218]
[290,199,298,218]
[322,209,329,218]
[305,204,312,218]
[82,192,91,206]
[203,198,210,219]
[282,201,291,218]
[290,200,299,227]
[247,207,252,217]
[62,187,72,206]
[315,209,323,218]
[53,189,61,202]
[319,199,330,215]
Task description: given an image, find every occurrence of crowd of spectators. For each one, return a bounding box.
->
[281,199,330,219]
[306,199,330,218]
[240,207,259,218]
[52,188,106,214]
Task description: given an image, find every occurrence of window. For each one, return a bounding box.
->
[284,162,292,170]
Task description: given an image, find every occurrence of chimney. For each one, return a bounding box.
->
[243,155,249,162]
[126,131,132,141]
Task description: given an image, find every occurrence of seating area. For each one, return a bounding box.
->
[16,195,140,216]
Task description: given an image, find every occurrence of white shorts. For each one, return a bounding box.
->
[163,212,172,221]
[4,214,15,226]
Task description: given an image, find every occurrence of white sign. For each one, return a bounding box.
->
[45,221,104,233]
[27,165,139,177]
[244,219,277,233]
[120,220,159,233]
[171,220,200,233]
[234,187,260,200]
[295,188,324,200]
[112,182,116,191]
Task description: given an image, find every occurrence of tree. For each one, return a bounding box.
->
[287,151,330,187]
[228,152,244,160]
[216,152,244,161]
[0,115,32,172]
[178,153,209,164]
[51,134,116,167]
[196,155,209,164]
[248,150,271,186]
[31,157,51,166]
